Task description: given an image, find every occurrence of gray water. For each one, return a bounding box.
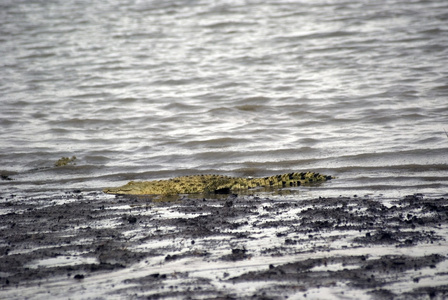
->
[1,0,447,199]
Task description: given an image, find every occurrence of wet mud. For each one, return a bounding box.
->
[1,192,448,299]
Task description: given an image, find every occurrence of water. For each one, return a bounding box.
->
[1,0,447,199]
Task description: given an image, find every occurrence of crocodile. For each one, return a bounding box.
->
[103,172,332,195]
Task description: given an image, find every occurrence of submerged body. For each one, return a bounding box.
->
[103,172,332,195]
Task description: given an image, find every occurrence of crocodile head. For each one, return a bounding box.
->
[103,181,138,195]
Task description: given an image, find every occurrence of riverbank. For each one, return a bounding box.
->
[1,191,448,299]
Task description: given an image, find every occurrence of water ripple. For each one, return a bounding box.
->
[0,0,447,197]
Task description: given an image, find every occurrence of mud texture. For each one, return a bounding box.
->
[1,192,448,299]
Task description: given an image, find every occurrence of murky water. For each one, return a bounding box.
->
[1,0,447,198]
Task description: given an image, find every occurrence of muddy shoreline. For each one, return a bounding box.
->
[1,191,448,299]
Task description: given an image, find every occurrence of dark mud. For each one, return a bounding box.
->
[1,192,448,299]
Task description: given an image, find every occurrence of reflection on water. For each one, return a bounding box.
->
[115,186,308,203]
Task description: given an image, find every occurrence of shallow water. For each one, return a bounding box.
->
[1,0,447,198]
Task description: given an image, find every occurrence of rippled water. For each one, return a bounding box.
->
[1,0,447,198]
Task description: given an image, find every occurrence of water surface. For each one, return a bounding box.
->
[1,0,447,198]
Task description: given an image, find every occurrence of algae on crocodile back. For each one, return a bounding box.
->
[103,172,332,196]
